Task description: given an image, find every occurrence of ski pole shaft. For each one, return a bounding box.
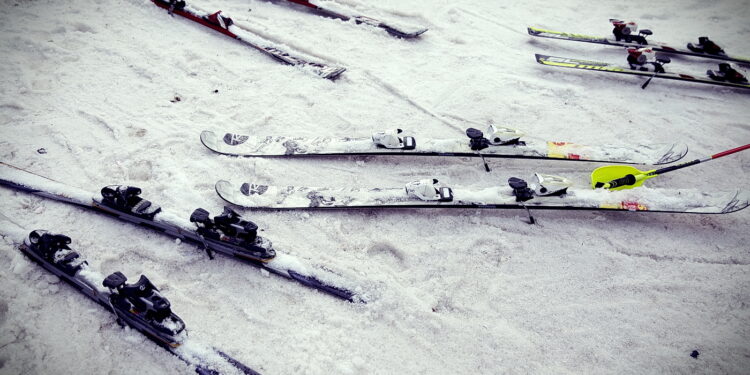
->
[642,72,657,89]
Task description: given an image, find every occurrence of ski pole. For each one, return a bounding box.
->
[592,143,750,190]
[641,71,657,89]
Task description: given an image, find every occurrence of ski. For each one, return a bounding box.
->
[200,127,688,166]
[152,0,346,79]
[528,26,750,64]
[283,0,427,38]
[0,225,259,375]
[214,175,749,215]
[0,162,361,302]
[535,54,750,90]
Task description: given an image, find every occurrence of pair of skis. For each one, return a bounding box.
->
[151,0,426,79]
[0,162,362,303]
[1,224,259,375]
[199,129,750,216]
[529,26,750,90]
[528,26,750,64]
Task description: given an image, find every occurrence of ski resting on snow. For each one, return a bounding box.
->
[528,26,750,64]
[200,128,688,165]
[281,0,427,38]
[0,162,363,302]
[0,223,260,375]
[214,177,750,215]
[151,0,346,79]
[535,54,750,90]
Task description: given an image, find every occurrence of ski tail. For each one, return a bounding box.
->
[287,270,359,302]
[651,143,689,165]
[191,349,262,375]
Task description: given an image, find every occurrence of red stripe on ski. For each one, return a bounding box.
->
[151,1,237,39]
[285,0,319,9]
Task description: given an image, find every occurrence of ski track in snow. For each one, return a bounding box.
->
[1,0,749,374]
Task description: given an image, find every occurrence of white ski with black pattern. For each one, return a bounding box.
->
[200,130,688,165]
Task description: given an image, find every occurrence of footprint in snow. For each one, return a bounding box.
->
[366,241,407,269]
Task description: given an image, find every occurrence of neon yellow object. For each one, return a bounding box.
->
[527,27,605,41]
[590,165,657,191]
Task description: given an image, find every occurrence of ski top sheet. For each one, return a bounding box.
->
[151,0,346,79]
[214,179,750,214]
[0,225,259,375]
[535,54,750,90]
[283,0,427,38]
[528,26,750,64]
[200,130,688,165]
[0,162,362,302]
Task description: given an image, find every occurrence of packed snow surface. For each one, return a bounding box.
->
[1,0,749,374]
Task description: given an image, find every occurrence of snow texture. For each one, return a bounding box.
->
[1,0,749,374]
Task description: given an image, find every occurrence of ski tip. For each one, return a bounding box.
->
[534,53,546,63]
[412,28,429,37]
[215,180,244,208]
[716,189,750,214]
[214,349,262,375]
[527,26,538,35]
[393,28,428,38]
[215,180,233,195]
[200,130,219,151]
[322,67,347,80]
[733,190,750,213]
[652,142,689,165]
[381,24,428,38]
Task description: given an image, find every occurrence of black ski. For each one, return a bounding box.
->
[1,227,259,374]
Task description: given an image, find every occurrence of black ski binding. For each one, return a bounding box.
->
[707,63,748,84]
[101,185,162,220]
[687,37,725,56]
[466,128,490,151]
[103,271,186,337]
[166,0,186,15]
[508,177,535,202]
[508,178,536,224]
[190,207,276,261]
[27,230,87,276]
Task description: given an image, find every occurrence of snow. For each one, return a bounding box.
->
[1,0,749,374]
